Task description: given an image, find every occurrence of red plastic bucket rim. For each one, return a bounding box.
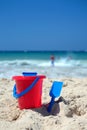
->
[12,75,46,81]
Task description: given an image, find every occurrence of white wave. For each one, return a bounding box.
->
[0,58,87,79]
[0,58,86,67]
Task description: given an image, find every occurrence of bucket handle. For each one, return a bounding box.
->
[13,77,39,98]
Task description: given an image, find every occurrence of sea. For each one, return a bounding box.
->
[0,51,87,79]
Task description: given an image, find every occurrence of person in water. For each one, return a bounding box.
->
[50,55,55,66]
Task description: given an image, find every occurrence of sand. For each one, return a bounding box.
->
[0,77,87,130]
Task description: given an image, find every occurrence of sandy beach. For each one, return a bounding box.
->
[0,77,87,130]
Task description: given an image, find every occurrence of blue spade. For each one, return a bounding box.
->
[47,81,63,113]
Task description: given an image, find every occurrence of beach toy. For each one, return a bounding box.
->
[22,72,37,76]
[13,75,46,109]
[47,81,63,113]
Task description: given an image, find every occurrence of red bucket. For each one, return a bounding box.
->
[12,75,46,109]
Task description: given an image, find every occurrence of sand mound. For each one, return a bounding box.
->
[0,78,87,130]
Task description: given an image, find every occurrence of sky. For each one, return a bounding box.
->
[0,0,87,51]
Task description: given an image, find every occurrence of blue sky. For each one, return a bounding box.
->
[0,0,87,51]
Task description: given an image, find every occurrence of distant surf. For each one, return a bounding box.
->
[0,51,87,78]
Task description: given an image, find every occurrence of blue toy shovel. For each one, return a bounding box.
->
[47,81,63,113]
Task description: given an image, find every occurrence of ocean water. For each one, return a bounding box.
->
[0,51,87,79]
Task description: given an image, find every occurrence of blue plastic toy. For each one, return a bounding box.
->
[22,72,37,76]
[47,81,63,113]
